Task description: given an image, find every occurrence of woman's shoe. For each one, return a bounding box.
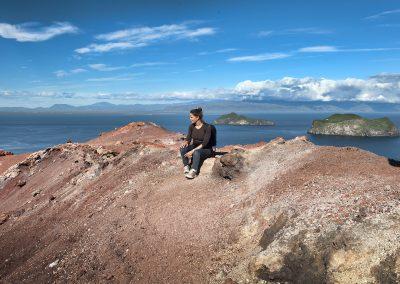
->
[184,165,190,174]
[185,169,197,179]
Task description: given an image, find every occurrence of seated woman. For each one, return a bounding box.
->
[180,107,215,179]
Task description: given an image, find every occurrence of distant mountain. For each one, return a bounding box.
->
[1,100,400,114]
[0,102,167,114]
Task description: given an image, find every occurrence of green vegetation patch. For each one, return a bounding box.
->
[312,113,398,133]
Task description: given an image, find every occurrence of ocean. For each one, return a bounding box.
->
[1,112,399,159]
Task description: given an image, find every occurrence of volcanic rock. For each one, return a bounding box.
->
[0,150,13,157]
[0,121,399,283]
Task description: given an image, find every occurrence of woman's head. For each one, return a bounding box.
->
[189,107,203,123]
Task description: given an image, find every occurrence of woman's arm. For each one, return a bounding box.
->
[201,124,212,148]
[186,124,193,143]
[181,124,193,148]
[184,142,203,157]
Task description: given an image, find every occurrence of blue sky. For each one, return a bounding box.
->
[1,0,400,107]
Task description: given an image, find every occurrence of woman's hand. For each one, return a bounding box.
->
[180,140,189,149]
[184,150,194,158]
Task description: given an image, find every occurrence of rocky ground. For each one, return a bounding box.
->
[0,121,399,283]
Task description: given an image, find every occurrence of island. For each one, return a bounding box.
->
[308,113,400,137]
[213,112,275,126]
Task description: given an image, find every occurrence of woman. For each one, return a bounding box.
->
[180,107,214,179]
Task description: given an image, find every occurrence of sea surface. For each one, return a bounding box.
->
[1,112,399,159]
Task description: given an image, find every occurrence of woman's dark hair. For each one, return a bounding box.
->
[190,107,203,120]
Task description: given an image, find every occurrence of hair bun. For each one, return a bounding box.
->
[197,107,202,112]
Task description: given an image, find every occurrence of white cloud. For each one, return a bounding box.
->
[257,30,274,37]
[183,27,215,37]
[345,47,400,52]
[76,23,216,54]
[230,45,400,63]
[298,46,338,52]
[54,68,87,77]
[233,74,400,103]
[70,68,87,74]
[88,62,170,71]
[99,73,400,103]
[4,74,400,104]
[216,48,237,53]
[298,46,400,53]
[88,63,125,71]
[365,9,400,20]
[130,62,169,67]
[258,27,332,37]
[198,48,237,55]
[95,23,215,41]
[86,73,140,82]
[0,90,75,99]
[227,53,291,62]
[75,42,144,54]
[94,74,400,103]
[54,70,68,78]
[0,22,78,42]
[156,88,232,100]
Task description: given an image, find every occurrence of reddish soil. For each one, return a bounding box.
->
[0,122,399,283]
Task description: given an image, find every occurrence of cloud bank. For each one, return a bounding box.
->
[148,73,400,103]
[233,74,400,102]
[2,74,400,103]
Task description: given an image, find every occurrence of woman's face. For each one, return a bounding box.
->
[189,113,199,123]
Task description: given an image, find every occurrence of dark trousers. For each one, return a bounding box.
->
[180,145,214,172]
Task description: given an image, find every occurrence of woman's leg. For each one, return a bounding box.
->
[180,144,195,166]
[191,148,213,173]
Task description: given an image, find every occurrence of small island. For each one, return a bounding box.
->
[308,113,400,137]
[213,112,274,126]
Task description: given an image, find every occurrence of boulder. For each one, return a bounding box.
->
[212,149,246,180]
[0,150,13,156]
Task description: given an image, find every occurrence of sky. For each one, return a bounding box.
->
[0,0,400,107]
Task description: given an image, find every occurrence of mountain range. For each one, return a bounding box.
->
[1,100,400,114]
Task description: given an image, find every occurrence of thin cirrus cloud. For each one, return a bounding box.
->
[0,22,78,42]
[88,63,125,71]
[364,9,400,20]
[86,73,143,82]
[298,45,400,53]
[88,62,170,71]
[227,52,291,62]
[228,45,400,62]
[75,22,216,54]
[298,45,338,52]
[257,27,333,37]
[198,48,238,55]
[54,68,87,78]
[130,62,170,67]
[75,42,145,54]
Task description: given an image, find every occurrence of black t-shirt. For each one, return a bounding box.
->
[186,122,212,149]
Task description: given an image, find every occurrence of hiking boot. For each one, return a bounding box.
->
[185,169,197,179]
[184,165,190,174]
